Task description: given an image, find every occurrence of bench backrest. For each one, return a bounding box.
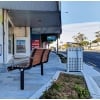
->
[42,49,50,63]
[28,48,37,67]
[7,48,50,71]
[29,48,45,67]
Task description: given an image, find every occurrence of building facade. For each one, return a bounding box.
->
[0,1,61,64]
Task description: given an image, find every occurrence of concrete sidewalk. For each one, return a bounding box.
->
[0,52,100,99]
[82,63,100,98]
[0,52,66,99]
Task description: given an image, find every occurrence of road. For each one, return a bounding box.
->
[59,51,100,72]
[83,51,100,72]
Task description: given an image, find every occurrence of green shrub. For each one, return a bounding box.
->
[57,54,67,63]
[40,73,91,99]
[74,84,90,99]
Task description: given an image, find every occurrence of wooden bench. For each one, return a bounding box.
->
[7,48,50,90]
[41,49,50,75]
[42,49,50,63]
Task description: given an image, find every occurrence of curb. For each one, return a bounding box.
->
[29,71,61,99]
[82,65,100,99]
[82,71,100,98]
[29,71,83,99]
[30,63,100,99]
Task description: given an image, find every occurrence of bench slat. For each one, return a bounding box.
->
[42,49,50,63]
[32,49,44,66]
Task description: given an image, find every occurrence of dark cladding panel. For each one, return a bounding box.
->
[0,1,58,11]
[32,27,61,34]
[8,10,61,28]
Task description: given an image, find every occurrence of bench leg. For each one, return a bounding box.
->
[41,63,43,75]
[20,69,24,90]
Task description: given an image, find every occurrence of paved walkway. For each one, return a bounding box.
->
[0,52,100,98]
[0,52,66,99]
[82,63,100,98]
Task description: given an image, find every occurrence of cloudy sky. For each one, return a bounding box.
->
[60,22,100,42]
[60,1,100,42]
[61,1,100,24]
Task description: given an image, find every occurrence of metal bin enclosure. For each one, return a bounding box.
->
[67,47,83,72]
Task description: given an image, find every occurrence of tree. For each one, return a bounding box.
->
[62,43,68,49]
[95,31,100,39]
[80,41,89,46]
[92,38,100,43]
[72,32,87,45]
[94,31,100,42]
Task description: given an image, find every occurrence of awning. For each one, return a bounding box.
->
[8,10,61,34]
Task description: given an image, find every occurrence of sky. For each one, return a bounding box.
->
[60,1,100,43]
[61,1,100,24]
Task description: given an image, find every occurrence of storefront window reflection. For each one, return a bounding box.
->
[16,40,26,53]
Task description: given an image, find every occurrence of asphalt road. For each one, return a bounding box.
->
[59,51,100,72]
[83,51,100,72]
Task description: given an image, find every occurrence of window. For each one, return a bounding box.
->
[16,40,26,53]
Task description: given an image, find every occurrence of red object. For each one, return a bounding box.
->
[32,40,40,48]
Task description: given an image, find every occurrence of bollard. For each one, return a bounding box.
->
[20,69,24,90]
[41,63,43,75]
